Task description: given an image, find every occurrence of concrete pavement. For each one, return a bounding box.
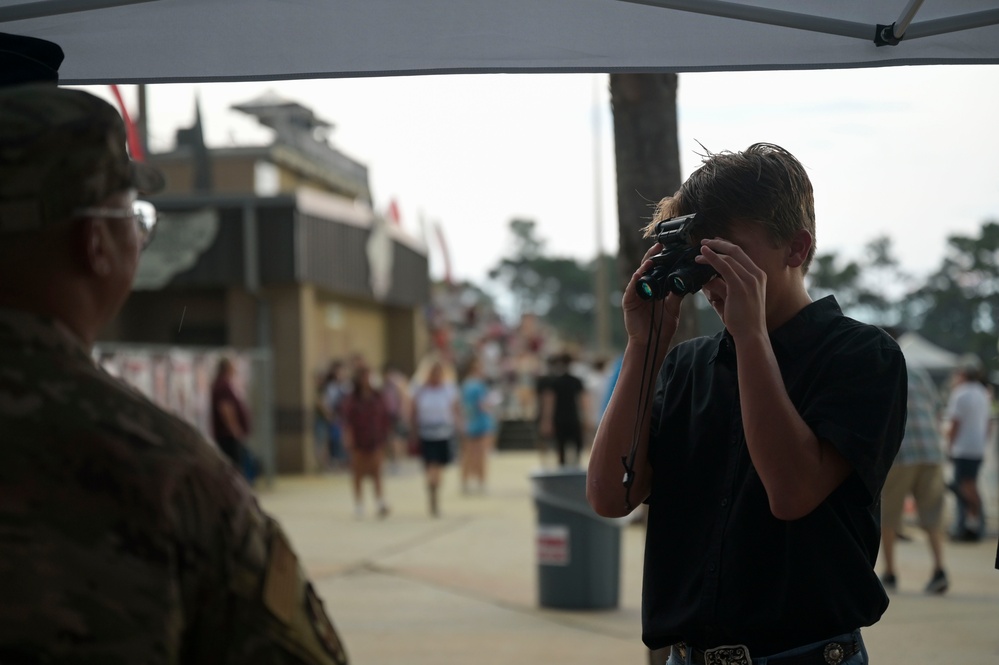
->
[258,451,999,664]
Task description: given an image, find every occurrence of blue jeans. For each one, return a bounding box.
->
[666,630,867,665]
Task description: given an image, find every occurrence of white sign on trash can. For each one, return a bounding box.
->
[537,524,570,566]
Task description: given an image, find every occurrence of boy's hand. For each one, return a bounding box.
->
[695,237,767,339]
[623,242,684,346]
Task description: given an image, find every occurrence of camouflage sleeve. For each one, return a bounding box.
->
[175,461,348,665]
[223,516,348,665]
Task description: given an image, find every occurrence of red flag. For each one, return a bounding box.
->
[434,222,453,286]
[387,199,401,226]
[109,84,145,162]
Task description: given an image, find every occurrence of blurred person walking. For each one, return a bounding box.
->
[381,363,412,472]
[313,366,337,470]
[341,365,391,519]
[460,355,496,494]
[879,348,949,594]
[411,360,461,516]
[210,356,253,479]
[0,84,346,663]
[320,360,351,470]
[945,360,991,542]
[539,353,590,467]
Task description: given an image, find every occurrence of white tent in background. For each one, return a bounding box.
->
[897,331,961,371]
[2,1,999,83]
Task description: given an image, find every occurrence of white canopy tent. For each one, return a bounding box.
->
[896,331,961,371]
[3,0,999,83]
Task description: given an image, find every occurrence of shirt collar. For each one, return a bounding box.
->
[710,295,843,363]
[768,295,843,356]
[0,307,94,365]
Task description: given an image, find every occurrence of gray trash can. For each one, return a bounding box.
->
[531,468,622,609]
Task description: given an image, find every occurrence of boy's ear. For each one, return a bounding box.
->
[785,230,812,269]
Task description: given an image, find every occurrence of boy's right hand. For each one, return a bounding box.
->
[623,242,684,346]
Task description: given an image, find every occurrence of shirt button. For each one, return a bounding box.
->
[708,563,717,572]
[720,498,728,507]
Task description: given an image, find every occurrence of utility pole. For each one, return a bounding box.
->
[593,75,611,355]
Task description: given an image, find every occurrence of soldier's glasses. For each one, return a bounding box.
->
[73,200,158,249]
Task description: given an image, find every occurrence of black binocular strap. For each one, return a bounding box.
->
[622,298,665,512]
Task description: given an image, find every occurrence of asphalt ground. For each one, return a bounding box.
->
[257,450,999,665]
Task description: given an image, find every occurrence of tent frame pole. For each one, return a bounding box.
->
[892,0,925,38]
[619,0,870,40]
[620,0,999,46]
[0,0,159,24]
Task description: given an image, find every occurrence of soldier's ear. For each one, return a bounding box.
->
[78,218,114,277]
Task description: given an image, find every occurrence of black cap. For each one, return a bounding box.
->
[0,32,64,86]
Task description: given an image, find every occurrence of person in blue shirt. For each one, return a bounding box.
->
[460,355,496,493]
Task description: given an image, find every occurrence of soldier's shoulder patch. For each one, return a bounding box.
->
[305,583,348,665]
[262,528,299,625]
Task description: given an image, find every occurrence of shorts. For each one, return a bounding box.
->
[952,457,983,482]
[554,422,582,444]
[880,463,944,531]
[420,438,453,466]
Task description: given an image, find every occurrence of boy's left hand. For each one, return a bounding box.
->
[695,237,767,339]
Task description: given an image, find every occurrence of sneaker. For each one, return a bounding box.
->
[377,503,390,519]
[951,528,981,543]
[880,572,897,592]
[924,569,948,595]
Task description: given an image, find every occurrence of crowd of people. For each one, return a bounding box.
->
[311,351,498,519]
[308,335,622,519]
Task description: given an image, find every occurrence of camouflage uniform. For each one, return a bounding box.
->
[0,85,347,663]
[0,309,347,665]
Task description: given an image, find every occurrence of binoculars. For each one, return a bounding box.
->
[635,213,718,300]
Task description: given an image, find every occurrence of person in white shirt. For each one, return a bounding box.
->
[945,362,992,541]
[411,361,461,517]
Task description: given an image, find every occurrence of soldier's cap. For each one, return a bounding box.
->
[0,32,64,86]
[0,84,165,234]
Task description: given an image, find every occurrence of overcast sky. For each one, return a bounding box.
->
[81,65,999,287]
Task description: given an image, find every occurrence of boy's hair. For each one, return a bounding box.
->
[643,143,816,273]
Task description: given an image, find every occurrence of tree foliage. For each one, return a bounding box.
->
[809,222,999,374]
[488,219,625,348]
[807,234,912,326]
[910,220,999,369]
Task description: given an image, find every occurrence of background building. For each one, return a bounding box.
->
[100,93,430,474]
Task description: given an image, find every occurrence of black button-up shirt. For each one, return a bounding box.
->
[643,296,906,655]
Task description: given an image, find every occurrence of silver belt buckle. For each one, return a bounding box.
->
[703,644,751,665]
[823,642,847,665]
